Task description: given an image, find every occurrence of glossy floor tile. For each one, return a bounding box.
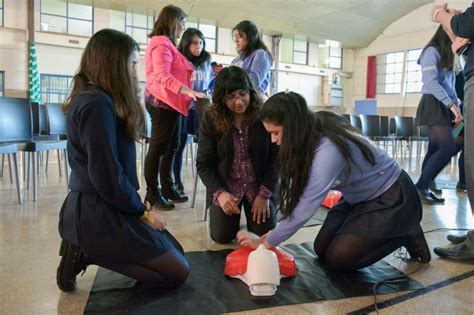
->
[0,149,473,314]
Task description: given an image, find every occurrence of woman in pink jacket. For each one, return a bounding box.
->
[144,5,206,209]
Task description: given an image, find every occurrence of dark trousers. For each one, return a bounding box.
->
[173,126,188,185]
[144,104,181,194]
[464,76,474,207]
[209,198,276,243]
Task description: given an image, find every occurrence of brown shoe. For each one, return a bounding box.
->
[405,228,431,263]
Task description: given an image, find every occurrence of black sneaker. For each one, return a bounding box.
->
[56,240,87,292]
[162,188,189,203]
[145,191,175,210]
[405,228,431,263]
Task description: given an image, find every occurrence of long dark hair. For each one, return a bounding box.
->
[210,66,261,133]
[232,20,273,62]
[63,29,143,140]
[178,28,211,67]
[420,25,454,69]
[148,4,187,44]
[260,92,376,218]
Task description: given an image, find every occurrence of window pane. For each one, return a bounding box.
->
[148,15,155,29]
[68,3,92,20]
[329,57,341,69]
[186,21,198,29]
[41,0,66,16]
[394,73,402,82]
[41,14,67,33]
[110,10,125,31]
[200,24,216,39]
[393,84,401,93]
[407,61,419,71]
[206,38,216,53]
[408,49,422,60]
[293,51,307,64]
[395,52,404,62]
[68,19,92,36]
[132,27,148,44]
[294,40,307,52]
[386,53,395,63]
[0,9,3,27]
[280,38,293,63]
[394,62,403,73]
[329,46,342,57]
[385,84,394,93]
[386,63,395,73]
[132,13,147,28]
[386,73,394,83]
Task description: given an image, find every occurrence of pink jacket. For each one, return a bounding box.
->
[145,35,193,115]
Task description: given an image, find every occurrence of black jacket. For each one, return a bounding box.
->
[196,111,278,206]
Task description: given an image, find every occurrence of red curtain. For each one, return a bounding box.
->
[366,56,376,98]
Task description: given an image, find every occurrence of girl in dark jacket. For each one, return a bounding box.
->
[196,66,277,243]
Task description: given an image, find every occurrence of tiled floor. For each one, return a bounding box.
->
[0,149,473,314]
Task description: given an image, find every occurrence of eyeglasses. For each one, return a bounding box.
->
[225,90,249,102]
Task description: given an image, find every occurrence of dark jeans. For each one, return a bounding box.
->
[465,76,474,207]
[209,198,276,243]
[173,127,188,186]
[144,104,181,194]
[416,125,457,189]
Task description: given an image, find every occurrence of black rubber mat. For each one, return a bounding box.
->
[84,242,423,314]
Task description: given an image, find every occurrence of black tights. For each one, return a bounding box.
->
[313,227,409,271]
[416,125,457,189]
[95,233,189,289]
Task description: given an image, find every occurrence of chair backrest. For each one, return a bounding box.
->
[0,97,32,143]
[360,114,380,137]
[419,125,429,137]
[45,103,67,135]
[379,116,389,136]
[340,114,350,123]
[31,102,48,135]
[389,117,396,135]
[394,116,415,137]
[349,115,362,131]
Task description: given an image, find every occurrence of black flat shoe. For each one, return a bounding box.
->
[162,189,189,203]
[429,181,442,195]
[145,191,175,210]
[447,233,468,245]
[175,182,185,196]
[456,182,467,191]
[56,240,88,292]
[434,243,474,261]
[417,188,445,204]
[405,227,431,263]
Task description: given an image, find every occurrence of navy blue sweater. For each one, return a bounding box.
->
[451,2,474,80]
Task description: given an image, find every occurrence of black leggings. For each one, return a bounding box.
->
[313,227,409,271]
[94,232,189,289]
[416,125,457,189]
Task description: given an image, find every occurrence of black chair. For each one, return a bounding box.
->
[394,116,416,159]
[411,125,429,159]
[360,114,381,139]
[349,114,362,131]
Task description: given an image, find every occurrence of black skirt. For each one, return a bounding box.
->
[322,170,422,239]
[59,191,176,263]
[416,94,453,126]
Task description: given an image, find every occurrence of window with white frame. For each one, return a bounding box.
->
[376,51,404,94]
[328,41,342,69]
[293,39,308,65]
[405,49,423,93]
[40,74,73,104]
[186,18,217,53]
[0,71,4,97]
[0,0,4,27]
[125,12,154,44]
[40,0,93,36]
